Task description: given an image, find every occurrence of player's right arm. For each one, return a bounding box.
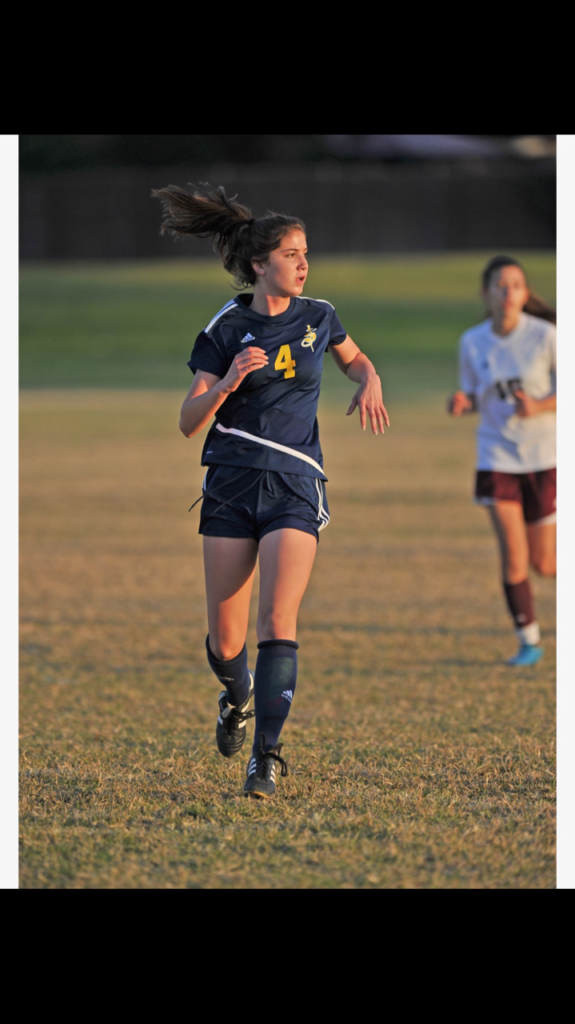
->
[448,334,478,415]
[179,347,268,437]
[447,391,478,416]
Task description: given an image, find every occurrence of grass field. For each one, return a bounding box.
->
[19,251,556,393]
[19,254,557,888]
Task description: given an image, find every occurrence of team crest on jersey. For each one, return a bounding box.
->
[301,325,317,351]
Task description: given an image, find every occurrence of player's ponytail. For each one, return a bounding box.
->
[522,292,556,324]
[152,181,305,289]
[482,254,556,324]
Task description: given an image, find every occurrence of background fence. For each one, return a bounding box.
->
[20,159,556,261]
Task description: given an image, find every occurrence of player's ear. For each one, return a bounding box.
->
[251,259,266,277]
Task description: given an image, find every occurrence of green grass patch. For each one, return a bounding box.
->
[20,252,556,393]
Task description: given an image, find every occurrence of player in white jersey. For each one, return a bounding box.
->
[448,255,556,666]
[153,182,389,797]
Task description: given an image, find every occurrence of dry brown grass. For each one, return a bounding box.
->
[19,391,556,888]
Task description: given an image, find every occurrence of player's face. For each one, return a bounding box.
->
[484,264,529,322]
[255,230,309,297]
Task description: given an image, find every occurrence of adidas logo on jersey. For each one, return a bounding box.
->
[241,333,256,344]
[281,689,294,704]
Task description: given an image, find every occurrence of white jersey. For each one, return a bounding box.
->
[459,313,556,472]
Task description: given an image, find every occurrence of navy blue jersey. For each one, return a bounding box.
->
[188,294,347,480]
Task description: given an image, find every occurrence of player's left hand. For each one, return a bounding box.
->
[513,389,539,418]
[347,375,390,434]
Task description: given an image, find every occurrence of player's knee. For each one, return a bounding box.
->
[503,558,529,584]
[531,553,556,577]
[208,636,244,661]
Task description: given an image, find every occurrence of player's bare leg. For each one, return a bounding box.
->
[257,528,317,642]
[487,501,530,583]
[527,521,556,577]
[203,536,259,756]
[203,536,258,657]
[487,502,543,664]
[244,528,317,797]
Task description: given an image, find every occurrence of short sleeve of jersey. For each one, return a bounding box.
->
[327,307,347,346]
[187,331,229,377]
[458,334,477,394]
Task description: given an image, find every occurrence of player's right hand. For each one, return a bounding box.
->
[447,391,473,416]
[221,347,269,393]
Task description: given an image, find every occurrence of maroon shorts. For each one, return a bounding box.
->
[474,468,556,524]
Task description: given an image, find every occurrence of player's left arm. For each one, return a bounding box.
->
[515,327,558,417]
[330,335,390,434]
[513,389,556,418]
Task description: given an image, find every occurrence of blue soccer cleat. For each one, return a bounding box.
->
[506,644,544,667]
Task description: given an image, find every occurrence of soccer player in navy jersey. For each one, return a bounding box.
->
[448,256,556,667]
[153,182,389,798]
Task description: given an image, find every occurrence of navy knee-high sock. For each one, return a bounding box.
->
[205,636,251,707]
[253,639,298,754]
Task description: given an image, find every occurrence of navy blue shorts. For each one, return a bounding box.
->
[198,465,330,541]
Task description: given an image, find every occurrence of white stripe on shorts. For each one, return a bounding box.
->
[474,496,556,526]
[316,478,330,531]
[531,512,556,526]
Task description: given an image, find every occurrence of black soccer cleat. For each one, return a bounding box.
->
[243,733,288,799]
[216,672,255,758]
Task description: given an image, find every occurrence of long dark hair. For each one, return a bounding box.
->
[482,255,556,324]
[152,181,305,289]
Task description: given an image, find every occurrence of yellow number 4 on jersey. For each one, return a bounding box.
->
[275,344,296,379]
